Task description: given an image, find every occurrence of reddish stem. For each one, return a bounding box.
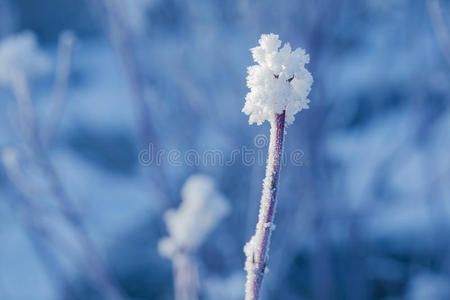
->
[173,253,199,300]
[245,110,286,300]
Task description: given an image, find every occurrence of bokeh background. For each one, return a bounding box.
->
[1,0,450,299]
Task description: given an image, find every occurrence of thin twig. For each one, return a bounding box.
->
[173,253,200,300]
[10,74,127,300]
[1,149,79,299]
[91,0,174,209]
[42,31,76,148]
[427,0,450,67]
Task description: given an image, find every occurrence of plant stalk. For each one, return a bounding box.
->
[245,110,286,300]
[173,253,199,300]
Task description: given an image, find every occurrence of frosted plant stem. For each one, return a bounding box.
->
[427,0,450,67]
[92,0,173,209]
[173,253,199,300]
[245,110,286,300]
[243,33,312,299]
[11,75,127,300]
[42,31,75,148]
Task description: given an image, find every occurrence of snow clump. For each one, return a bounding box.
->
[158,174,230,258]
[243,33,313,126]
[0,31,50,86]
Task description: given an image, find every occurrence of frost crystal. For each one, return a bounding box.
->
[158,174,230,258]
[243,33,313,126]
[0,31,50,86]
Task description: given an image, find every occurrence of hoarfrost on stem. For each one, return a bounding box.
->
[0,31,50,86]
[158,174,230,258]
[243,34,312,300]
[242,33,313,126]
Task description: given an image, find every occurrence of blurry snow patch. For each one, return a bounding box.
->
[62,41,136,132]
[366,199,434,244]
[327,110,413,211]
[158,174,230,258]
[205,271,245,300]
[328,109,450,245]
[0,197,57,300]
[52,149,155,248]
[0,31,50,86]
[406,273,450,300]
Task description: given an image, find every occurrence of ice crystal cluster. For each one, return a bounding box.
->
[243,33,313,126]
[0,31,50,86]
[158,174,230,258]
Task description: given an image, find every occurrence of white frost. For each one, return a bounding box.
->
[0,31,50,86]
[158,174,230,258]
[243,33,313,126]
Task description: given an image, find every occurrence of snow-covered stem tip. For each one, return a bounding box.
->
[243,34,312,300]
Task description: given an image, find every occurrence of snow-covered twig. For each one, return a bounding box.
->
[158,174,230,300]
[94,0,154,145]
[242,34,313,300]
[0,32,50,143]
[244,111,285,300]
[42,31,76,147]
[427,0,450,67]
[91,0,173,209]
[1,148,79,298]
[0,32,127,300]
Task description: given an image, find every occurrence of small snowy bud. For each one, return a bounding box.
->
[242,33,313,126]
[157,237,177,258]
[0,31,51,86]
[158,174,230,258]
